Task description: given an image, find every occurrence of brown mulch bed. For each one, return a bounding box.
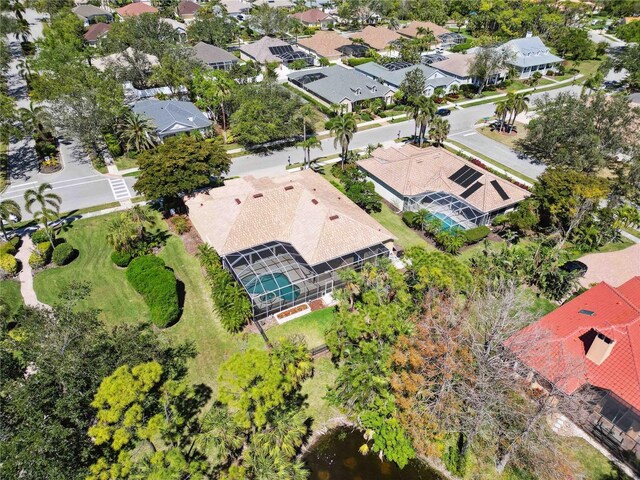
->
[165,216,203,255]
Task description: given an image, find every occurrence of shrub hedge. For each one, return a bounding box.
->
[198,244,252,333]
[0,253,18,276]
[29,241,52,269]
[111,250,132,268]
[126,255,180,328]
[31,229,49,244]
[52,242,76,266]
[463,225,490,245]
[171,216,190,234]
[0,236,20,255]
[402,211,418,227]
[345,57,375,67]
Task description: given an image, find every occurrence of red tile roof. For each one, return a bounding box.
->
[83,22,111,42]
[291,8,331,24]
[177,0,200,15]
[117,2,158,17]
[506,277,640,410]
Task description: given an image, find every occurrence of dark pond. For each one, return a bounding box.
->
[304,427,443,480]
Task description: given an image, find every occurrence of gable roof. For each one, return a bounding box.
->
[193,42,239,65]
[398,21,450,39]
[429,52,475,78]
[357,143,528,213]
[502,36,563,68]
[298,30,351,59]
[132,100,211,135]
[291,8,331,24]
[288,65,393,104]
[72,4,112,19]
[355,62,458,89]
[116,2,158,17]
[221,0,252,14]
[240,35,292,63]
[349,25,401,50]
[83,22,111,42]
[185,170,395,265]
[161,18,187,33]
[92,47,159,72]
[177,0,200,15]
[505,278,640,411]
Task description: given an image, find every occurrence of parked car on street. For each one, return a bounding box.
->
[436,108,451,116]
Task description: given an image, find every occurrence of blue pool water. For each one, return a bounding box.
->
[242,272,300,302]
[430,212,464,231]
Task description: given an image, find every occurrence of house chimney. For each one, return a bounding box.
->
[586,332,615,366]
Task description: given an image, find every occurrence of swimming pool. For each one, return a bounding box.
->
[430,212,464,231]
[242,272,300,302]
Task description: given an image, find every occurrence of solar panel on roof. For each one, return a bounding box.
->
[490,180,510,201]
[460,181,483,199]
[449,165,482,187]
[268,45,294,56]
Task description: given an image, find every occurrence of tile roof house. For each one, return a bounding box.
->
[355,61,460,96]
[357,144,528,227]
[192,42,239,70]
[92,47,159,72]
[185,170,395,319]
[132,99,212,138]
[288,65,394,112]
[177,0,200,22]
[398,21,450,39]
[161,18,188,37]
[505,277,640,455]
[72,5,113,25]
[297,30,351,60]
[221,0,252,17]
[253,0,294,7]
[349,25,401,51]
[291,8,334,28]
[500,36,563,78]
[116,2,158,18]
[239,36,293,63]
[429,52,506,85]
[83,22,111,46]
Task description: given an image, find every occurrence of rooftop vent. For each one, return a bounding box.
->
[234,198,241,205]
[311,199,318,205]
[329,215,339,221]
[586,332,615,366]
[285,185,294,191]
[579,309,595,316]
[253,193,263,198]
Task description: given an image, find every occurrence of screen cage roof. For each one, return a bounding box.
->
[405,190,488,229]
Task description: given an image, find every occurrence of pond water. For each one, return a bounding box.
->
[304,427,443,480]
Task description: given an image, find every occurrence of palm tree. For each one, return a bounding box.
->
[193,406,244,466]
[105,213,138,253]
[212,71,236,143]
[329,113,357,170]
[14,18,30,44]
[406,97,421,140]
[253,410,309,459]
[387,17,400,31]
[0,200,21,241]
[494,99,509,132]
[17,58,32,84]
[127,205,153,240]
[433,86,446,101]
[507,93,529,131]
[295,103,318,141]
[12,0,26,21]
[448,84,460,97]
[117,111,158,153]
[24,183,62,243]
[19,101,52,139]
[295,136,322,169]
[429,116,450,146]
[414,95,436,147]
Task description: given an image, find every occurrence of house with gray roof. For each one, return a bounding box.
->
[72,5,113,26]
[192,42,239,70]
[501,36,562,78]
[240,36,314,66]
[288,65,393,112]
[132,100,212,138]
[354,62,460,97]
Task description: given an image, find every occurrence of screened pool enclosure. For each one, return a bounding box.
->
[405,191,489,230]
[222,241,391,320]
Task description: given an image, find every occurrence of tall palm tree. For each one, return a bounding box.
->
[295,103,318,141]
[387,17,400,31]
[19,101,52,139]
[12,0,26,21]
[295,136,322,169]
[24,183,62,243]
[127,205,153,240]
[415,95,436,147]
[329,113,357,170]
[211,71,236,143]
[507,93,529,131]
[0,200,21,241]
[253,410,309,459]
[406,97,422,139]
[117,111,158,153]
[105,213,138,253]
[429,116,450,146]
[193,407,244,466]
[494,99,509,132]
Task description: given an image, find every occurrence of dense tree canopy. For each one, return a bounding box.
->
[101,13,177,58]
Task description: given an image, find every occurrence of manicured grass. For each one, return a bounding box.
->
[560,436,631,480]
[261,307,335,350]
[1,280,24,316]
[114,155,139,171]
[370,203,434,251]
[596,238,634,254]
[478,122,527,149]
[301,356,341,430]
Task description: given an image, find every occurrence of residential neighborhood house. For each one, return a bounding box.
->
[185,170,395,320]
[500,35,563,78]
[355,61,460,96]
[288,65,394,112]
[92,48,159,73]
[177,0,200,23]
[132,99,212,138]
[192,42,239,70]
[83,22,111,46]
[348,25,401,52]
[240,36,314,66]
[357,144,529,228]
[297,30,352,61]
[72,4,113,26]
[429,52,507,85]
[116,2,159,18]
[291,8,335,29]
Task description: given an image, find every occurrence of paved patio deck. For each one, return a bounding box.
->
[578,244,640,288]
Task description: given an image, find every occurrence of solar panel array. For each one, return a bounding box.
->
[449,165,482,188]
[385,61,413,71]
[460,181,483,199]
[490,180,510,200]
[268,45,294,56]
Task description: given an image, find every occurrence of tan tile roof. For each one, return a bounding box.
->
[291,8,331,24]
[429,52,474,77]
[398,21,450,39]
[298,31,351,59]
[117,2,158,16]
[349,26,401,51]
[185,170,395,264]
[578,244,640,288]
[358,144,529,213]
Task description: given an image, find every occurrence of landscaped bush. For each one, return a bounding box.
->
[450,41,473,53]
[111,250,132,267]
[52,242,76,266]
[31,229,49,244]
[171,216,191,234]
[345,57,374,67]
[29,241,53,269]
[104,133,122,157]
[434,229,466,254]
[0,253,18,276]
[198,244,252,333]
[463,225,490,245]
[360,112,373,122]
[126,255,180,328]
[402,211,418,227]
[0,237,20,255]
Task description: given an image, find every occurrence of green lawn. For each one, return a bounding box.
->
[560,436,631,480]
[1,280,24,316]
[371,203,434,251]
[256,307,335,350]
[114,155,139,171]
[301,356,341,430]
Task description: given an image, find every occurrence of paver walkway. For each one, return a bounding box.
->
[14,235,49,309]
